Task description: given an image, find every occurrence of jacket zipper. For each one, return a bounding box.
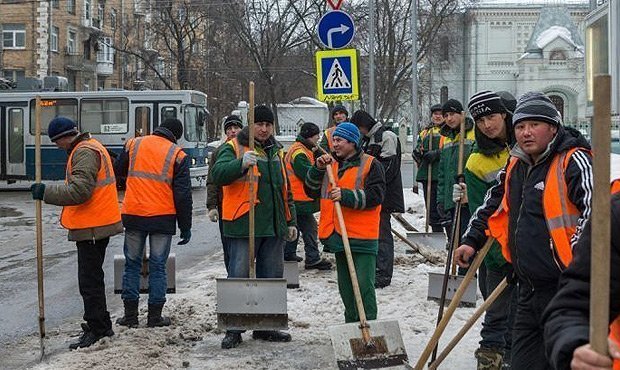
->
[549,238,565,272]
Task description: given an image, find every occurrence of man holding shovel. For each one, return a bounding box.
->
[455,92,593,370]
[304,122,386,322]
[30,117,122,349]
[212,104,297,349]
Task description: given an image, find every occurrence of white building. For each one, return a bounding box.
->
[430,0,590,125]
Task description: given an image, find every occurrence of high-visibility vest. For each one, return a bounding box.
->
[610,179,620,369]
[221,138,292,222]
[121,135,186,216]
[324,127,336,151]
[487,147,589,269]
[60,138,121,230]
[318,153,381,240]
[284,141,314,202]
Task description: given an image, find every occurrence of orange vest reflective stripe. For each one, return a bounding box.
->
[318,153,381,240]
[487,147,588,268]
[121,135,186,216]
[60,138,121,230]
[221,138,292,222]
[324,127,336,151]
[284,142,314,202]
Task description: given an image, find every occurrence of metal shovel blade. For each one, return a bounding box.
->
[405,232,446,251]
[216,277,288,331]
[283,261,300,289]
[113,254,176,294]
[427,272,477,306]
[329,320,409,369]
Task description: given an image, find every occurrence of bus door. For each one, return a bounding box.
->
[134,105,153,137]
[0,104,27,180]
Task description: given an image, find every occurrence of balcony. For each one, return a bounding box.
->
[65,51,96,72]
[96,60,114,76]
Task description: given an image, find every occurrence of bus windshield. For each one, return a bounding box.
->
[184,105,207,142]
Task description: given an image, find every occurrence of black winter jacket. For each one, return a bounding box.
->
[462,126,593,286]
[114,127,193,235]
[543,193,620,370]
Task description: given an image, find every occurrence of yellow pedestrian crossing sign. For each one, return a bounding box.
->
[315,49,359,102]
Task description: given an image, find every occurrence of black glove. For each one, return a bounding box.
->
[178,230,191,245]
[30,183,46,200]
[422,149,440,164]
[412,150,423,165]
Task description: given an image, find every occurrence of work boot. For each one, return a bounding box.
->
[116,300,139,328]
[69,323,114,350]
[252,330,292,342]
[284,255,303,262]
[475,347,503,370]
[147,304,171,327]
[305,259,332,270]
[221,331,243,349]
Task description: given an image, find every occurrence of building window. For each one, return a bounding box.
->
[84,0,92,25]
[440,86,448,104]
[67,0,76,14]
[52,0,59,9]
[3,69,25,83]
[110,9,117,30]
[97,37,114,63]
[549,95,564,119]
[2,24,26,49]
[550,50,567,60]
[51,26,59,52]
[440,36,449,62]
[67,30,77,54]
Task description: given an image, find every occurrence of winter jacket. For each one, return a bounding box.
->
[211,127,296,238]
[414,124,443,182]
[463,117,512,271]
[44,132,124,242]
[361,122,404,213]
[543,192,620,370]
[304,149,386,254]
[114,127,193,235]
[462,126,593,287]
[206,141,226,211]
[287,136,320,215]
[436,118,476,212]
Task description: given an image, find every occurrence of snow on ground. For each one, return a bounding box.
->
[23,189,482,370]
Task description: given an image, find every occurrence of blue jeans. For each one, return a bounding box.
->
[121,229,172,305]
[227,237,284,278]
[479,264,517,356]
[284,213,320,265]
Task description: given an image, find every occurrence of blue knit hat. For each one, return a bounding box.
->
[48,116,78,142]
[333,122,360,148]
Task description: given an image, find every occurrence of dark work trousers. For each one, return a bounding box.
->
[420,180,443,232]
[217,205,230,273]
[447,205,472,278]
[376,209,394,286]
[511,281,557,370]
[76,238,112,335]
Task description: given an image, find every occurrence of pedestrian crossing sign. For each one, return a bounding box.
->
[315,48,359,102]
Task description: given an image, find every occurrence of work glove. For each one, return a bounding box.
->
[208,208,219,222]
[285,226,298,242]
[422,150,440,164]
[241,150,257,170]
[178,230,191,245]
[452,183,468,204]
[30,183,46,200]
[412,150,422,165]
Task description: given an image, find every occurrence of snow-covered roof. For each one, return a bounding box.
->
[521,6,584,59]
[536,25,579,49]
[474,0,588,6]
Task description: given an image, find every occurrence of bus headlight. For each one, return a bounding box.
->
[192,158,196,165]
[204,157,208,164]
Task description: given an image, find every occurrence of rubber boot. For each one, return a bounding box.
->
[147,303,171,327]
[116,300,139,328]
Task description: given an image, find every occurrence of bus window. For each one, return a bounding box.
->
[184,106,206,142]
[8,108,24,163]
[135,106,151,136]
[81,98,129,134]
[161,106,177,124]
[30,98,78,134]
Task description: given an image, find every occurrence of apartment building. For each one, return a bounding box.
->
[0,0,147,91]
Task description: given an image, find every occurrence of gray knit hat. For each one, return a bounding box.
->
[513,92,562,127]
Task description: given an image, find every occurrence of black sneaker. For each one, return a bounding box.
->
[69,323,114,350]
[375,280,391,289]
[221,332,243,349]
[284,255,303,262]
[252,330,291,342]
[305,259,332,270]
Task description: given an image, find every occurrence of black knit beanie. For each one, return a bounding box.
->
[513,92,562,127]
[467,90,507,122]
[161,118,183,140]
[442,99,464,114]
[254,105,274,124]
[299,122,320,139]
[224,115,243,131]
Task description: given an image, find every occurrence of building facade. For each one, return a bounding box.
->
[431,0,590,125]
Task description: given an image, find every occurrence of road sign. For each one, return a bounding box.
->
[315,49,359,102]
[317,10,355,49]
[327,0,343,10]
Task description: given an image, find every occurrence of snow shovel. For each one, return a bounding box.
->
[216,82,288,331]
[406,132,446,251]
[113,249,176,294]
[589,74,612,355]
[34,96,46,359]
[325,164,408,369]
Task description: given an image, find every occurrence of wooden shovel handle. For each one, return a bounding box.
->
[425,132,433,233]
[248,82,256,279]
[35,96,46,352]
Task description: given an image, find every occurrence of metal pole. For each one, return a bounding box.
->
[368,0,376,116]
[410,0,419,192]
[48,1,52,76]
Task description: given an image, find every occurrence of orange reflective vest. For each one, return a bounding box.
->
[324,127,336,151]
[487,147,588,269]
[610,179,620,369]
[318,153,381,240]
[284,142,314,202]
[60,138,121,230]
[121,135,186,216]
[221,138,292,222]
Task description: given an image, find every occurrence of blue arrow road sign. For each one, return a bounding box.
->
[317,10,355,49]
